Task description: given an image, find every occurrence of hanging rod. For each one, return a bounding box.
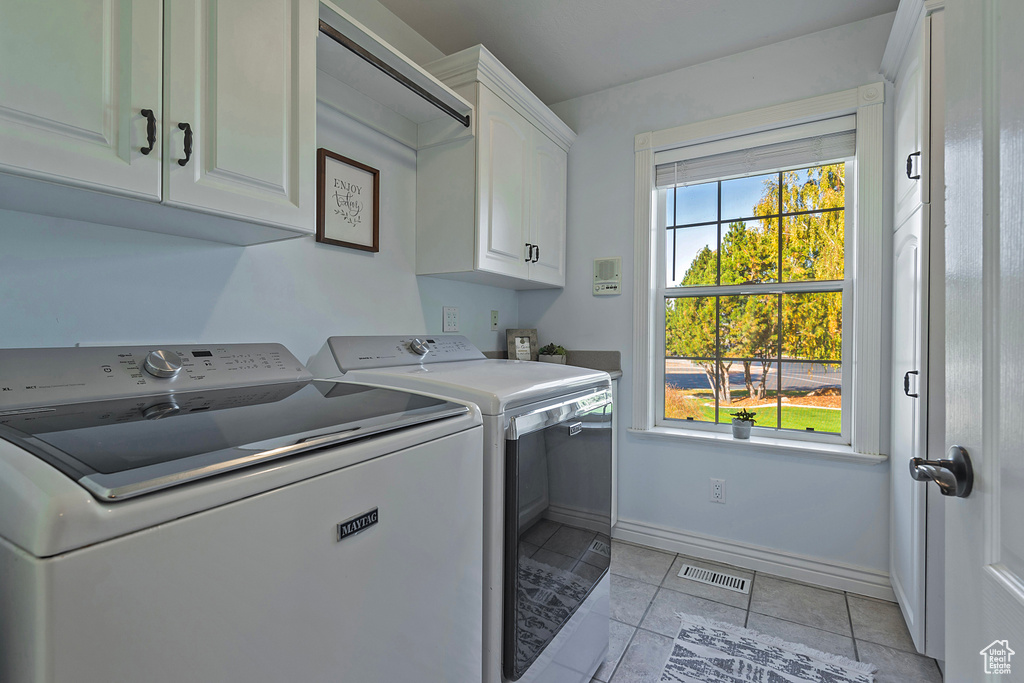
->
[318,19,471,129]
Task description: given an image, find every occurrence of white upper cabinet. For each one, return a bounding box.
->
[475,85,532,281]
[163,0,314,232]
[0,0,162,199]
[416,45,575,290]
[0,0,315,245]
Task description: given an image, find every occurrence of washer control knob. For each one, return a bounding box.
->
[144,350,183,378]
[142,402,180,420]
[409,338,430,357]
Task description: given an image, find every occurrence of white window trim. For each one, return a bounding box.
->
[631,84,887,457]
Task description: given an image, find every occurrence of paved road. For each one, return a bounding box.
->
[665,360,840,392]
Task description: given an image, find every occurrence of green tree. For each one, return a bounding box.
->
[665,164,845,411]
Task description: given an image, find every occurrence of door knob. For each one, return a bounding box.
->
[909,445,973,497]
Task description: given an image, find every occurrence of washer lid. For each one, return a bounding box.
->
[343,360,610,415]
[0,380,467,501]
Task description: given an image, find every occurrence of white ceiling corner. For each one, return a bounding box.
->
[377,0,900,104]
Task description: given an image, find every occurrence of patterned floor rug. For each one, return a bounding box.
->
[659,613,876,683]
[513,555,592,672]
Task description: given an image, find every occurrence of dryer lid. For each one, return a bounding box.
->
[0,380,467,501]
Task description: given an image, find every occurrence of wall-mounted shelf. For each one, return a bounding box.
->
[317,1,474,149]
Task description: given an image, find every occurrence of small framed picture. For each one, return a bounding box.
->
[506,329,538,361]
[317,148,379,252]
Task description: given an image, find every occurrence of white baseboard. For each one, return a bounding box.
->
[613,517,896,601]
[546,503,608,535]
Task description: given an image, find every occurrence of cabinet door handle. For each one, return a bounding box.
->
[524,243,533,262]
[178,122,193,167]
[906,151,921,180]
[140,109,156,155]
[532,245,540,263]
[903,370,919,398]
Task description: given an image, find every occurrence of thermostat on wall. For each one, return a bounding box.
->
[593,257,622,296]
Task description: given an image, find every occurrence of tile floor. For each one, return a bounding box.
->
[594,541,944,683]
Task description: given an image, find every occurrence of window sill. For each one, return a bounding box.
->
[626,426,887,465]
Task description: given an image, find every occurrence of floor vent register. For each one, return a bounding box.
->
[676,564,750,594]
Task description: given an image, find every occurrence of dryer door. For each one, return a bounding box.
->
[502,389,612,681]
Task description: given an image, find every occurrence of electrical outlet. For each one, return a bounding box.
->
[490,310,499,331]
[710,478,726,504]
[443,306,459,332]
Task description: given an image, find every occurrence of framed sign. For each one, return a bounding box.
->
[505,329,538,361]
[317,148,379,252]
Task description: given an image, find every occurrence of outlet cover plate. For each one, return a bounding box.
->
[443,306,459,332]
[710,478,726,504]
[491,310,499,331]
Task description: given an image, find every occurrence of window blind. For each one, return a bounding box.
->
[654,117,856,188]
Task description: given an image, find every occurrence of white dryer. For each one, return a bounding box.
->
[0,343,484,683]
[309,335,612,683]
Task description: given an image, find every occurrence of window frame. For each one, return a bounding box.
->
[654,162,853,445]
[630,84,887,457]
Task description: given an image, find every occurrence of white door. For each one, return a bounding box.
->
[529,131,567,287]
[163,0,315,233]
[943,1,1024,679]
[475,85,531,280]
[891,204,929,653]
[0,0,162,199]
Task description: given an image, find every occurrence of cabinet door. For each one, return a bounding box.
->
[529,131,567,286]
[164,0,314,233]
[476,86,531,279]
[890,204,929,653]
[894,23,926,228]
[0,0,162,199]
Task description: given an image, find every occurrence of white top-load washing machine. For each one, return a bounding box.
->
[0,343,484,683]
[308,335,613,683]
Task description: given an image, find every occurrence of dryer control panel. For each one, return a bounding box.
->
[0,343,311,411]
[310,335,486,375]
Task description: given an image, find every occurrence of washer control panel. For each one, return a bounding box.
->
[310,335,486,374]
[0,343,311,411]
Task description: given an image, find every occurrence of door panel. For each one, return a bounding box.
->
[890,205,927,652]
[529,132,567,287]
[0,0,161,199]
[476,86,530,279]
[944,2,1024,678]
[894,22,924,229]
[164,0,314,232]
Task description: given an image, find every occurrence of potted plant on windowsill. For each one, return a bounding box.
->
[730,409,756,439]
[538,343,567,364]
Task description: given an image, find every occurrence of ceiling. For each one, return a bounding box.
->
[376,0,898,104]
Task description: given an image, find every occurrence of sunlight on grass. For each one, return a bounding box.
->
[664,386,841,434]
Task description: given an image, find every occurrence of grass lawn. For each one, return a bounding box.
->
[665,387,841,434]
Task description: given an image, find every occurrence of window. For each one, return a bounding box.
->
[631,85,887,456]
[658,163,849,440]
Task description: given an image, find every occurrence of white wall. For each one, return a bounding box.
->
[0,106,516,362]
[520,14,897,578]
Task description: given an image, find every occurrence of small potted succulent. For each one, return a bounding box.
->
[537,343,567,364]
[730,409,756,440]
